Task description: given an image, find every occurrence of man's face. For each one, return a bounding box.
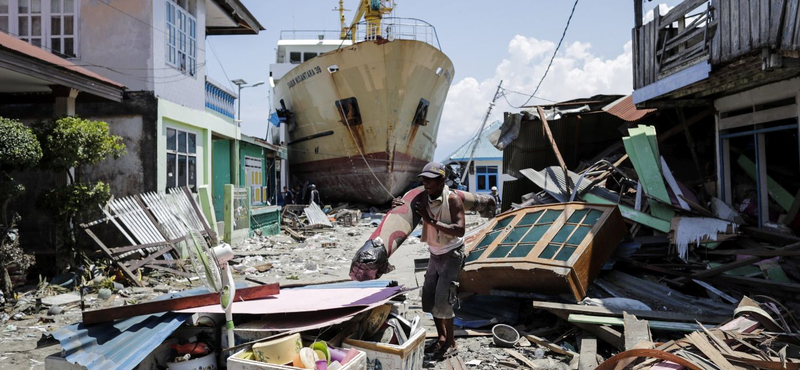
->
[421,176,445,196]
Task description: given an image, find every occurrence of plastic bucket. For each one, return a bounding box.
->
[166,352,216,370]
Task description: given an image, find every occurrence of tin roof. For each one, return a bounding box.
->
[50,286,208,370]
[602,95,656,122]
[0,32,125,88]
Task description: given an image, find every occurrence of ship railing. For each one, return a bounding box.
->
[279,30,343,41]
[353,17,442,50]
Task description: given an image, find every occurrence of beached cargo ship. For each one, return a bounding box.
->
[270,0,453,204]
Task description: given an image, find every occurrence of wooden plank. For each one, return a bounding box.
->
[751,0,761,45]
[761,0,770,44]
[686,332,737,370]
[568,314,701,332]
[741,0,751,55]
[537,106,572,196]
[578,334,598,370]
[445,355,468,370]
[722,0,732,61]
[623,313,652,350]
[731,0,741,53]
[504,349,539,369]
[82,284,280,325]
[770,0,786,46]
[532,301,729,324]
[522,331,579,358]
[145,264,193,278]
[546,309,625,350]
[83,228,144,287]
[653,8,660,77]
[634,0,643,28]
[645,20,652,84]
[662,0,708,25]
[643,24,650,85]
[782,0,799,48]
[794,0,800,50]
[660,157,690,210]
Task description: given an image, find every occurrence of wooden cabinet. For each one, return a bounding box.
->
[459,203,627,301]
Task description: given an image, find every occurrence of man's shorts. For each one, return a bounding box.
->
[422,245,465,319]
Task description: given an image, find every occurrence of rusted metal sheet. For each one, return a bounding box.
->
[82,284,279,325]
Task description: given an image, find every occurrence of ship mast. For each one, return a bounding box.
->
[334,0,351,40]
[345,0,393,41]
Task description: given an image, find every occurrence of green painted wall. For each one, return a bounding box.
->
[212,139,232,221]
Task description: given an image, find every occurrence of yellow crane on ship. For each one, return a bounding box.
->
[334,0,394,41]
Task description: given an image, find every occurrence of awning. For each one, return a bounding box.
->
[0,32,125,101]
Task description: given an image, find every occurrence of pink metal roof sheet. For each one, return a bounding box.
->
[603,95,655,122]
[0,31,125,88]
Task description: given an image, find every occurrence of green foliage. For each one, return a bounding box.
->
[0,117,42,225]
[37,181,111,229]
[36,116,125,173]
[0,117,42,170]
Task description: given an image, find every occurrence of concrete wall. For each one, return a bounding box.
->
[466,159,515,197]
[77,0,206,110]
[157,98,240,192]
[78,0,154,92]
[151,0,207,111]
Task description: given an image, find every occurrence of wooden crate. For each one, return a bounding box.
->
[459,203,627,301]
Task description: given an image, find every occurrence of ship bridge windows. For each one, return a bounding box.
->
[335,97,362,126]
[304,52,317,61]
[413,98,429,126]
[289,51,301,64]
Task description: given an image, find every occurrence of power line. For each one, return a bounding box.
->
[500,87,558,103]
[508,0,580,109]
[206,39,236,92]
[96,0,208,54]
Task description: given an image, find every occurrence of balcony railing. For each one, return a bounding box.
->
[205,79,236,120]
[634,0,800,91]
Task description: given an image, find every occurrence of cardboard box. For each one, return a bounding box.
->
[342,328,425,370]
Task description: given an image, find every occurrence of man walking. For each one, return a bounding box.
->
[310,184,322,205]
[490,186,501,214]
[282,186,295,205]
[395,162,465,359]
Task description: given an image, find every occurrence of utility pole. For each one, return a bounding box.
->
[460,80,503,185]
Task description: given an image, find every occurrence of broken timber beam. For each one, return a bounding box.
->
[537,106,573,197]
[532,301,729,324]
[623,313,652,350]
[674,241,800,284]
[82,283,279,325]
[578,334,598,370]
[521,331,579,358]
[545,308,625,350]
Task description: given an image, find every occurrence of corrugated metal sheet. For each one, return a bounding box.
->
[502,112,627,178]
[602,95,656,122]
[51,285,230,370]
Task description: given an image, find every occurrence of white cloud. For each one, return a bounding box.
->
[642,4,674,24]
[435,35,634,160]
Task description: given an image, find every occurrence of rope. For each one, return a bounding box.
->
[329,74,397,200]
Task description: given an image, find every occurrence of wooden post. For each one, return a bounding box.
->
[634,0,643,28]
[224,184,234,244]
[536,106,573,196]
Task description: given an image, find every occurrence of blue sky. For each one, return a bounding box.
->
[206,0,682,160]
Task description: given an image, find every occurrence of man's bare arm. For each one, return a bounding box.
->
[417,193,465,237]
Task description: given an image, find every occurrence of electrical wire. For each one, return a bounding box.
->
[500,87,558,103]
[206,39,236,92]
[506,0,580,109]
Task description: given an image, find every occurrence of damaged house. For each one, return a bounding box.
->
[632,0,800,230]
